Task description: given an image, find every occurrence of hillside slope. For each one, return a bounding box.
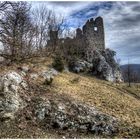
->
[53,72,140,121]
[121,64,140,73]
[0,57,140,138]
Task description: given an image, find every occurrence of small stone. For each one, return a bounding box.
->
[21,66,30,72]
[30,73,38,80]
[20,81,28,90]
[64,66,69,73]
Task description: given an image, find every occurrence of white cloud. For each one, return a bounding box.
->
[31,2,140,64]
[96,2,140,64]
[32,1,93,18]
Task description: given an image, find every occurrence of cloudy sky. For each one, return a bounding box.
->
[33,1,140,65]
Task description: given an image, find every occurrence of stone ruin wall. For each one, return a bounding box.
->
[76,16,105,62]
[48,16,105,61]
[77,16,105,50]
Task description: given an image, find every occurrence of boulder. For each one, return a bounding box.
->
[71,60,93,73]
[29,68,58,84]
[64,66,69,73]
[35,98,118,136]
[41,68,58,78]
[0,71,27,120]
[0,56,5,62]
[92,49,123,82]
[69,49,123,82]
[40,68,58,84]
[91,50,114,81]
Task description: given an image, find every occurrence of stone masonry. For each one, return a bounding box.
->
[48,16,105,60]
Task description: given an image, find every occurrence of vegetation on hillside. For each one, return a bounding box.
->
[0,57,139,138]
[0,1,139,139]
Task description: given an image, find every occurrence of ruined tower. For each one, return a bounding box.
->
[76,28,83,39]
[49,30,58,46]
[82,16,105,62]
[47,16,105,61]
[82,16,105,50]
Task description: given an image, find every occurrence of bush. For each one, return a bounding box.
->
[70,77,80,84]
[52,56,64,72]
[44,77,53,85]
[68,57,77,71]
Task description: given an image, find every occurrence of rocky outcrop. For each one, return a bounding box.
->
[0,71,27,120]
[70,49,123,82]
[92,49,123,82]
[41,68,58,78]
[0,56,5,63]
[40,68,58,84]
[29,68,58,83]
[35,98,118,136]
[70,60,93,73]
[0,68,59,120]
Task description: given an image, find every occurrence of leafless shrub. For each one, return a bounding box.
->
[0,2,35,62]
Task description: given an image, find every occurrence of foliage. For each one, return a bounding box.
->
[67,56,78,71]
[44,78,53,85]
[52,55,64,72]
[70,77,80,84]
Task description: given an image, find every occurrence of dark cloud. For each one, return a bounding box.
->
[112,14,140,29]
[132,5,140,12]
[31,1,140,64]
[48,1,80,6]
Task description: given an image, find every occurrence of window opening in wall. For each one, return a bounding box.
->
[94,26,98,31]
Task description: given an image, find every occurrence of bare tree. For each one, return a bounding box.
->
[127,62,131,87]
[32,4,67,56]
[0,2,11,36]
[48,12,65,37]
[47,12,66,53]
[123,59,133,87]
[32,5,52,53]
[0,2,10,13]
[0,2,35,61]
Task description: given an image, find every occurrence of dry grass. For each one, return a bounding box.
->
[0,57,140,138]
[1,57,140,127]
[52,72,140,127]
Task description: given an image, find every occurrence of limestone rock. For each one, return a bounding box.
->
[40,68,58,84]
[71,60,93,73]
[64,66,69,73]
[35,98,118,136]
[0,56,5,62]
[48,68,58,76]
[41,68,58,78]
[92,49,123,82]
[70,49,123,82]
[0,71,27,120]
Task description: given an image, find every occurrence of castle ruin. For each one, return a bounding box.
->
[48,17,123,82]
[48,16,105,61]
[77,16,105,50]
